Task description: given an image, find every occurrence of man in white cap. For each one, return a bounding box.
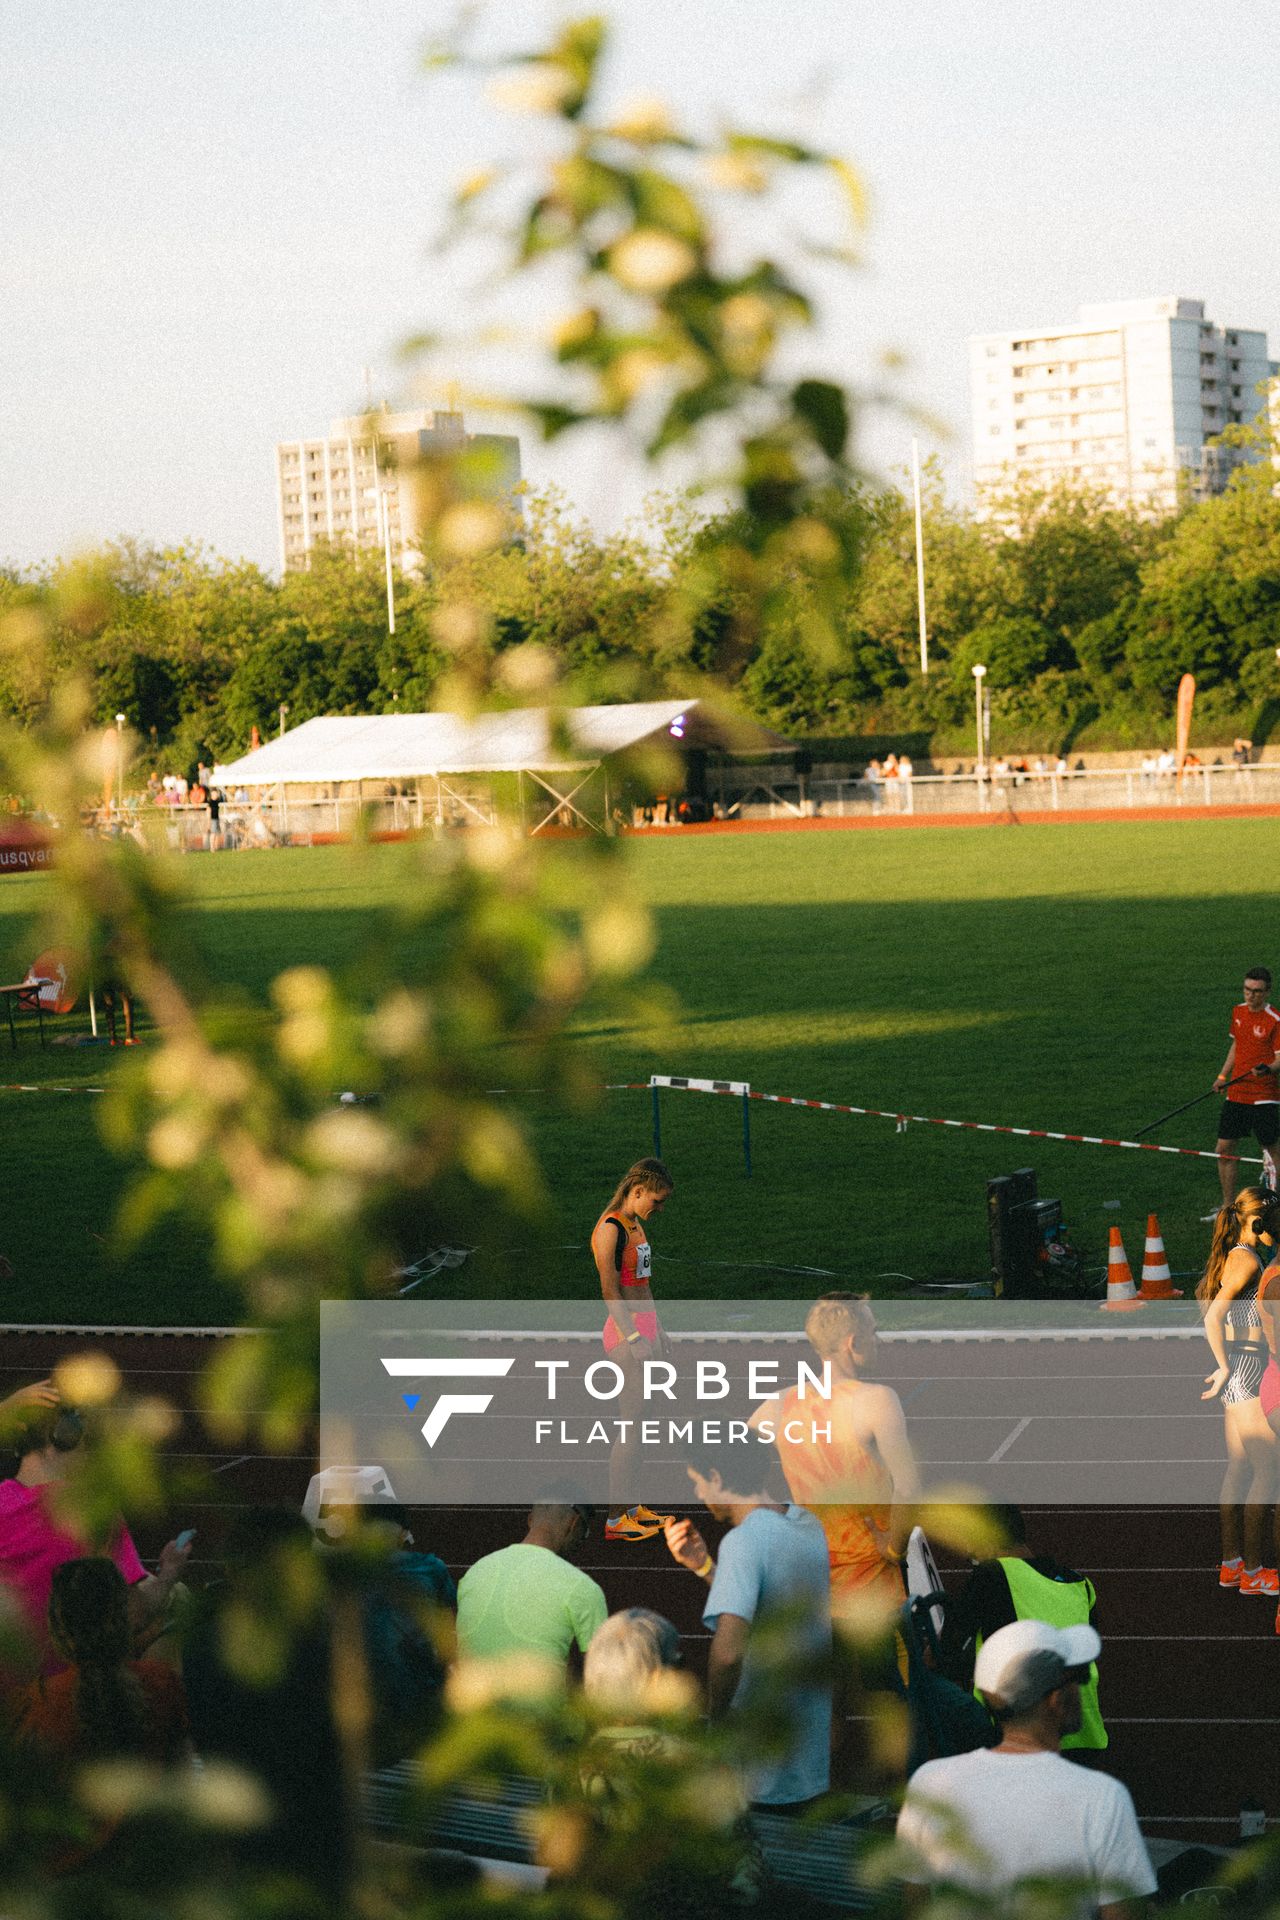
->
[896,1619,1155,1918]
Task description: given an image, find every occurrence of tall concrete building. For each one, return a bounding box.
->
[970,298,1276,513]
[275,408,522,574]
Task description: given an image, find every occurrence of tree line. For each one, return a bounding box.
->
[4,457,1279,772]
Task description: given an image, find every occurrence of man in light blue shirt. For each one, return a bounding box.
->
[665,1454,832,1810]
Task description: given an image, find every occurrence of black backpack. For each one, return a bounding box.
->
[900,1594,997,1775]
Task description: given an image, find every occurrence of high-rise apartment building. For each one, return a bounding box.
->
[275,408,522,574]
[970,298,1276,513]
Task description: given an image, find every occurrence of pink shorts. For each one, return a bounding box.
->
[1261,1357,1280,1422]
[603,1309,659,1354]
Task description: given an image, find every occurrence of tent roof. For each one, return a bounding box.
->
[214,700,782,787]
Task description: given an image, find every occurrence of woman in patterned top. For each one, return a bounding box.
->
[1199,1186,1279,1596]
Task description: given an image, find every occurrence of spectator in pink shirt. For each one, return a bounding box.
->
[0,1395,191,1678]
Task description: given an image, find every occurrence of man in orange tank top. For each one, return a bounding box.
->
[751,1293,919,1781]
[756,1293,919,1627]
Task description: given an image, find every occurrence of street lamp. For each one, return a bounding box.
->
[971,665,987,795]
[114,712,126,813]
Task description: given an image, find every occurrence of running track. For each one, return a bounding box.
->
[1,1324,1273,1849]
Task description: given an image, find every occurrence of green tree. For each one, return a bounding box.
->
[1127,471,1280,699]
[851,472,1001,701]
[951,613,1058,688]
[983,476,1167,668]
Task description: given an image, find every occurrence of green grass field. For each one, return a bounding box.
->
[0,819,1270,1323]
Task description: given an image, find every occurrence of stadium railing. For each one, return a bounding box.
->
[779,762,1280,820]
[97,761,1280,850]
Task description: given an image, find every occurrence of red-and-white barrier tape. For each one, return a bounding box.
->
[0,1083,104,1095]
[632,1076,1259,1167]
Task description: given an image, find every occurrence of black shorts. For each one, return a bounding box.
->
[1218,1101,1280,1147]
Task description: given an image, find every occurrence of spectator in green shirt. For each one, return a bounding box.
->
[457,1498,605,1677]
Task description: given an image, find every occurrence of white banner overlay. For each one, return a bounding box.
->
[321,1299,1227,1508]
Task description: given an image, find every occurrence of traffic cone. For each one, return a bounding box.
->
[1100,1225,1146,1311]
[1139,1212,1182,1300]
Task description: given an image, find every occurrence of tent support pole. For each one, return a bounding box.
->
[527,766,602,835]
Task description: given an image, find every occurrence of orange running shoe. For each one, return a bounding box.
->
[1239,1567,1279,1597]
[633,1504,674,1528]
[1219,1559,1243,1588]
[604,1509,662,1543]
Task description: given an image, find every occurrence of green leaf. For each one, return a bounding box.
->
[828,156,868,228]
[554,154,630,220]
[725,132,816,165]
[649,376,740,457]
[548,13,606,118]
[792,380,850,460]
[628,168,706,247]
[523,402,594,440]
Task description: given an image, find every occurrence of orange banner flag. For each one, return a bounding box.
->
[1175,673,1195,783]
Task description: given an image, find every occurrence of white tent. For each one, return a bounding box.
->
[214,700,774,834]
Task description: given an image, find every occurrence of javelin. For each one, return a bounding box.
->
[1133,1066,1262,1139]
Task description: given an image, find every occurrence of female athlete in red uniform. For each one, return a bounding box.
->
[591,1157,674,1542]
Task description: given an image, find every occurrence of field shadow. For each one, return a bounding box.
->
[0,865,1262,1319]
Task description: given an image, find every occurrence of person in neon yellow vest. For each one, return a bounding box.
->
[939,1505,1106,1750]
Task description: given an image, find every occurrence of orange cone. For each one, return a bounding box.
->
[1100,1225,1146,1311]
[1139,1212,1182,1300]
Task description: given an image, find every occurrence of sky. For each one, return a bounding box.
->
[3,0,1278,575]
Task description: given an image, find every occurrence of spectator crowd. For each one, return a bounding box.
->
[0,1299,1163,1916]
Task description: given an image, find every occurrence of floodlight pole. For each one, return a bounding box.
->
[377,487,396,636]
[972,664,987,804]
[911,438,928,675]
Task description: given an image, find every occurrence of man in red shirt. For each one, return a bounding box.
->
[1213,967,1280,1205]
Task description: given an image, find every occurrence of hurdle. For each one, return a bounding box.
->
[650,1074,752,1176]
